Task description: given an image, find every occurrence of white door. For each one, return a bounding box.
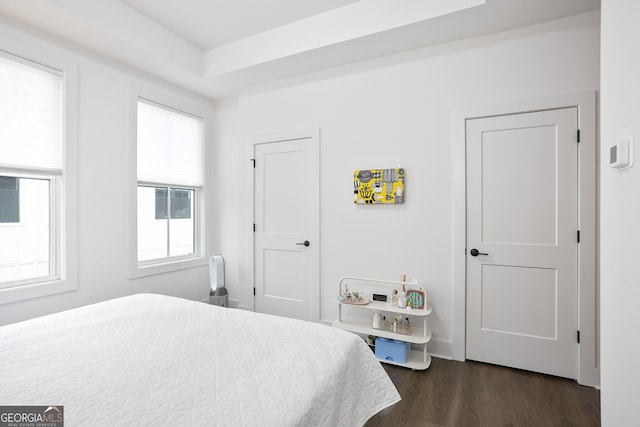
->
[253,132,319,321]
[466,108,579,379]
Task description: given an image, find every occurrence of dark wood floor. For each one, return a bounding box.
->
[365,358,600,427]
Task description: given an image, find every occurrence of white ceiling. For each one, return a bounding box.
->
[121,0,362,49]
[0,0,600,100]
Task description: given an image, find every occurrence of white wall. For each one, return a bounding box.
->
[215,12,601,358]
[600,1,640,425]
[212,97,243,307]
[0,20,215,325]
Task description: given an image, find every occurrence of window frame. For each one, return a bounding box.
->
[0,41,78,304]
[0,170,59,290]
[128,86,211,278]
[136,183,200,265]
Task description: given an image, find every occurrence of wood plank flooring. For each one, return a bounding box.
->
[365,358,600,427]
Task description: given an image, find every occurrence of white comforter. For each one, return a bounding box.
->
[0,294,399,426]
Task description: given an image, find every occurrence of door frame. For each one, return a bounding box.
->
[452,92,598,387]
[247,127,320,321]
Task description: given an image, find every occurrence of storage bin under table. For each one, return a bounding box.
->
[375,337,411,363]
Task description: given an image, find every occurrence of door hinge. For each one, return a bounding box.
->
[577,129,581,143]
[577,230,581,243]
[253,223,256,232]
[577,330,581,343]
[250,158,255,168]
[253,287,256,296]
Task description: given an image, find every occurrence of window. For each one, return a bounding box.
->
[0,177,19,223]
[0,52,65,291]
[136,99,204,265]
[154,188,192,220]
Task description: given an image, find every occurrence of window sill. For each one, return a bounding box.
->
[129,255,208,279]
[0,278,77,305]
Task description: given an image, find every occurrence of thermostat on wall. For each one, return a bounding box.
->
[609,137,633,169]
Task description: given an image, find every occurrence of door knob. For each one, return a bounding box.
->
[296,240,310,247]
[470,248,488,257]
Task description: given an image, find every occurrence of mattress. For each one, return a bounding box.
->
[0,294,400,426]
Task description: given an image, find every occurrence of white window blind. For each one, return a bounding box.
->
[137,99,203,187]
[0,53,63,171]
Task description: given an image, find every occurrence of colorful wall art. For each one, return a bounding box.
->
[354,168,405,204]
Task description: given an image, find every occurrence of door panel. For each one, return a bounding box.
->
[481,125,557,245]
[263,249,303,301]
[254,134,319,321]
[466,108,578,379]
[481,265,557,339]
[263,150,304,233]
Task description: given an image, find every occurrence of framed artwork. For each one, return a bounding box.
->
[406,290,426,310]
[354,168,404,204]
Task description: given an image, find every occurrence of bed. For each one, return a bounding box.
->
[0,294,400,426]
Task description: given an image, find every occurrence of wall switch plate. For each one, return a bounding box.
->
[609,137,633,169]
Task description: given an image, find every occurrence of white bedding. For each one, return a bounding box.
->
[0,294,399,426]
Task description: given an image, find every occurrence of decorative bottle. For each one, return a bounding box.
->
[397,283,407,308]
[373,311,381,329]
